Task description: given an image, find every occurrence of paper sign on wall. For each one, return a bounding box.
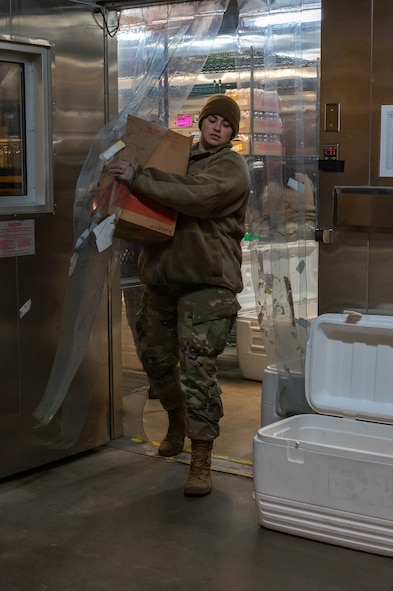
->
[0,219,35,258]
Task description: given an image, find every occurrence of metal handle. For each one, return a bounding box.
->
[315,228,332,243]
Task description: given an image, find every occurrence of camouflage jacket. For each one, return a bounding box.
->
[133,142,250,293]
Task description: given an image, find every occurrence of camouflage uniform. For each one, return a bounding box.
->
[136,284,239,440]
[133,141,250,441]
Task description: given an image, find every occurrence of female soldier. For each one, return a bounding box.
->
[110,94,250,497]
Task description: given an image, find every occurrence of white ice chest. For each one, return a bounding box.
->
[253,312,393,556]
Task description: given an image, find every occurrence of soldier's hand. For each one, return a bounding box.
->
[109,159,136,188]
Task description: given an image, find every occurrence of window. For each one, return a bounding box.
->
[0,39,52,213]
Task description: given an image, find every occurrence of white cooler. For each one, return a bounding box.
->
[253,312,393,556]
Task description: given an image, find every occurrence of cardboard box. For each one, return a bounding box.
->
[115,194,177,243]
[98,114,192,244]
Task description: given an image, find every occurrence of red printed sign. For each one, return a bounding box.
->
[0,219,35,257]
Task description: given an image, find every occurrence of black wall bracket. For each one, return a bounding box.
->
[318,159,345,172]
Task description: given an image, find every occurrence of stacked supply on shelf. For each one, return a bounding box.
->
[226,88,283,157]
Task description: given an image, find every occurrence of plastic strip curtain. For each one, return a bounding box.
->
[33,0,228,439]
[236,0,321,374]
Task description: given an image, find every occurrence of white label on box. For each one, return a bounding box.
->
[99,140,126,163]
[287,177,305,193]
[93,213,116,252]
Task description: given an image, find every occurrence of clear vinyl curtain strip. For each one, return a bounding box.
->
[236,0,321,373]
[34,1,228,434]
[118,0,230,120]
[74,0,229,240]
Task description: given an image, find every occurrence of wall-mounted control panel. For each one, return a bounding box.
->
[323,143,339,160]
[319,143,344,172]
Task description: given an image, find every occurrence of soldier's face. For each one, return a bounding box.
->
[199,114,233,152]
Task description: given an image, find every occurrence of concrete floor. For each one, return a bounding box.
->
[1,346,392,591]
[1,442,393,591]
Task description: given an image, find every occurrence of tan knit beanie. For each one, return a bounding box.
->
[198,94,240,139]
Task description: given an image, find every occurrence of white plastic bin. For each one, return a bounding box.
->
[236,311,268,381]
[238,244,256,312]
[237,245,266,380]
[261,359,314,426]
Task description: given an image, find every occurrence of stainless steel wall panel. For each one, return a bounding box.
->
[0,2,117,477]
[368,233,393,313]
[0,257,22,476]
[319,0,372,228]
[318,0,393,316]
[334,187,393,230]
[318,231,369,314]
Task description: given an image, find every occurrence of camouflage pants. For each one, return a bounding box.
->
[135,284,239,441]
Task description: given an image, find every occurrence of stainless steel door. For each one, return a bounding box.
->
[318,0,393,315]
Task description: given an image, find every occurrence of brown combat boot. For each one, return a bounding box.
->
[184,439,213,497]
[158,407,186,457]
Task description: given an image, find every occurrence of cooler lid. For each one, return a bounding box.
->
[305,312,393,423]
